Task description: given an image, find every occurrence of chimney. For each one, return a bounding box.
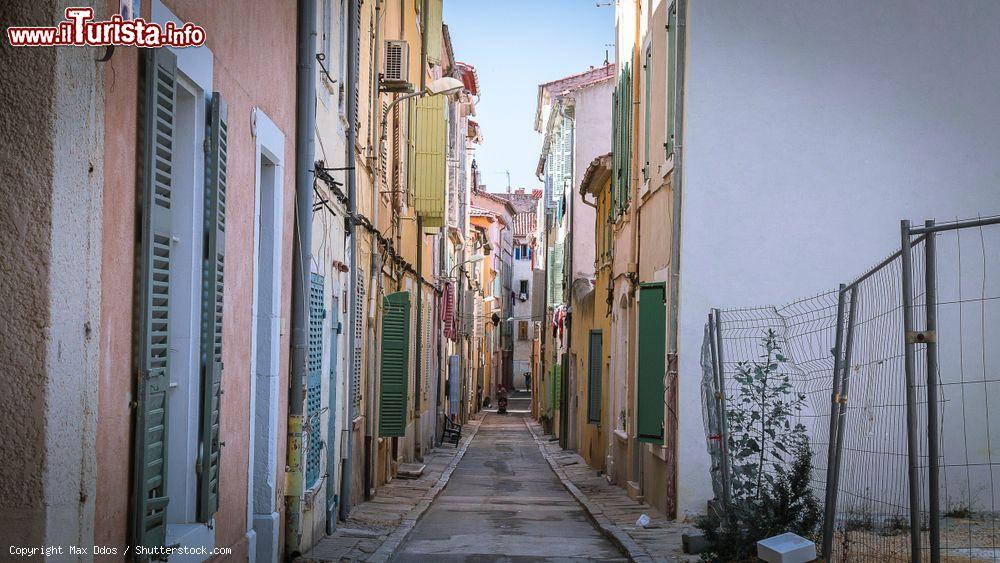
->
[515,188,525,196]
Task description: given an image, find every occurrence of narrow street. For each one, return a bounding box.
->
[393,410,625,562]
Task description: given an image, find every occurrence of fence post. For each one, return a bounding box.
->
[708,311,731,512]
[822,284,848,558]
[712,308,733,512]
[924,220,941,562]
[900,219,923,562]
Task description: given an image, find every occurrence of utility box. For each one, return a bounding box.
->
[756,533,816,563]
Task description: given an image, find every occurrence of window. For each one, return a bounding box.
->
[516,243,529,260]
[519,279,529,295]
[132,43,228,550]
[518,320,529,341]
[587,331,603,424]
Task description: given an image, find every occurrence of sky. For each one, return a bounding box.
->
[443,0,615,193]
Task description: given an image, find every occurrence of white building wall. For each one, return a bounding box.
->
[570,80,613,282]
[677,0,1000,516]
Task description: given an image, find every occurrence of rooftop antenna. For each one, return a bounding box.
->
[506,170,511,194]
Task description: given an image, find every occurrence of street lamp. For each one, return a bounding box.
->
[379,77,464,145]
[447,253,484,279]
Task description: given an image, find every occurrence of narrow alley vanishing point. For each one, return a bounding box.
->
[4,0,1000,562]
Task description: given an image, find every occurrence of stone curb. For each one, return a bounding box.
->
[523,417,654,563]
[367,415,484,562]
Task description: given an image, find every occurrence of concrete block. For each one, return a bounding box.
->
[681,531,711,554]
[756,532,817,563]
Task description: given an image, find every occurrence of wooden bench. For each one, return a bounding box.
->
[443,417,462,446]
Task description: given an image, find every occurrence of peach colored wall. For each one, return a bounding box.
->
[96,0,297,557]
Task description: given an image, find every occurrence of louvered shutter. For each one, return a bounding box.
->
[412,95,446,227]
[351,269,365,418]
[611,87,619,215]
[197,92,227,521]
[424,0,443,64]
[587,331,603,424]
[637,283,666,444]
[550,364,561,411]
[623,63,632,210]
[379,291,411,437]
[131,47,176,549]
[306,273,325,488]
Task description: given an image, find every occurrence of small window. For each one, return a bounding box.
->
[519,280,529,294]
[514,246,521,260]
[518,320,529,341]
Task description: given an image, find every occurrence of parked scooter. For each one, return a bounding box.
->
[496,384,508,415]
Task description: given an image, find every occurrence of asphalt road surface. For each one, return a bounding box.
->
[392,412,625,562]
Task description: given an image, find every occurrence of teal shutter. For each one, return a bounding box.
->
[131,47,176,549]
[379,291,411,437]
[665,3,677,157]
[587,331,603,424]
[637,283,665,443]
[611,62,633,217]
[197,92,228,521]
[306,273,325,488]
[611,88,617,214]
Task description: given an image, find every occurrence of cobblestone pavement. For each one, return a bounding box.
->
[393,413,625,562]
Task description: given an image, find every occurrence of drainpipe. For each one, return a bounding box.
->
[287,0,317,554]
[665,0,688,507]
[339,0,361,523]
[627,0,644,494]
[365,0,385,501]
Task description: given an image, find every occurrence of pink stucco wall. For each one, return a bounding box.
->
[96,0,297,556]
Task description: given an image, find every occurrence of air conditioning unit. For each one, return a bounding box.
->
[382,40,411,92]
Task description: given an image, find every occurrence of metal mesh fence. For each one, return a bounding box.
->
[704,216,1000,562]
[831,241,928,561]
[927,222,1000,560]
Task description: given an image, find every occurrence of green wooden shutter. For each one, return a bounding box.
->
[550,363,561,411]
[412,95,446,227]
[379,291,411,437]
[665,3,678,157]
[623,62,632,210]
[306,273,325,487]
[197,92,228,521]
[131,47,176,549]
[611,87,618,215]
[611,62,633,217]
[587,331,603,424]
[637,283,666,443]
[424,0,443,64]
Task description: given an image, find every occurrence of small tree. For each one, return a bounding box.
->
[697,330,820,561]
[727,329,806,501]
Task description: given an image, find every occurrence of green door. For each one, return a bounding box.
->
[637,283,665,443]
